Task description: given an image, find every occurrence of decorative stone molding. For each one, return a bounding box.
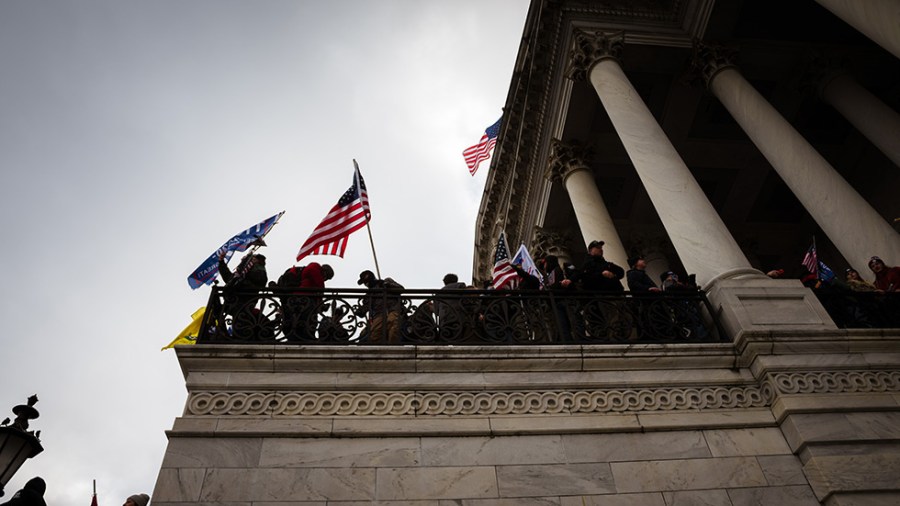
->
[546,139,594,183]
[566,30,625,81]
[768,370,900,396]
[690,40,739,88]
[187,384,772,417]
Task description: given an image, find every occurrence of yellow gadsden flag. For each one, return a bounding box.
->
[161,307,206,350]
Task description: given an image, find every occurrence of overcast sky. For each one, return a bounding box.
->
[0,1,530,504]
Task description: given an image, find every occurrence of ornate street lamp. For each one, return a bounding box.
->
[0,395,43,497]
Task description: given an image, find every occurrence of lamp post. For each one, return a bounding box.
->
[0,395,43,497]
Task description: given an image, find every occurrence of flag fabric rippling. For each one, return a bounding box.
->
[492,232,518,290]
[187,212,284,289]
[801,244,818,277]
[463,117,501,176]
[513,244,543,287]
[161,307,206,350]
[296,165,371,261]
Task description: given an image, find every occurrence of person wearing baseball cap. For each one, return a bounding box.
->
[868,256,900,292]
[577,240,624,292]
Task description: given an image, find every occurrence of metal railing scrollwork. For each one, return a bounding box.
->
[197,287,728,345]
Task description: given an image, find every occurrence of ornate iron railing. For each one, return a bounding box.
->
[197,287,727,345]
[812,290,900,329]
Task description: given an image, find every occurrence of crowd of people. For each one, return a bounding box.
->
[209,240,899,340]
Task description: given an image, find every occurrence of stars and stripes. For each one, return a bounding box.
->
[463,117,501,176]
[492,232,518,290]
[296,165,371,261]
[801,244,818,277]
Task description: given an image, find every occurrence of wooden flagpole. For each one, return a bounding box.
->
[354,159,381,279]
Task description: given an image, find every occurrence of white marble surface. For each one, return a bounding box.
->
[611,456,768,492]
[710,67,900,274]
[376,466,498,501]
[821,73,900,168]
[563,167,629,273]
[495,463,615,497]
[814,0,900,59]
[589,59,752,285]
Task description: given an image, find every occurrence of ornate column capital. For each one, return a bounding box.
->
[566,30,624,82]
[532,226,574,265]
[546,139,594,183]
[690,41,739,88]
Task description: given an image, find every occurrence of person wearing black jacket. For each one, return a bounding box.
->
[578,240,625,292]
[217,252,271,339]
[1,477,46,506]
[626,256,660,293]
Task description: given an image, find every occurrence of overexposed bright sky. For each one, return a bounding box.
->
[0,1,530,503]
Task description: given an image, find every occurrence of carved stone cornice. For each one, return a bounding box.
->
[533,226,574,261]
[690,40,739,88]
[187,384,771,417]
[183,369,900,418]
[566,30,625,81]
[546,139,594,183]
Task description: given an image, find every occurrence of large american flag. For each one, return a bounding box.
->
[296,164,371,261]
[463,117,501,176]
[492,232,518,290]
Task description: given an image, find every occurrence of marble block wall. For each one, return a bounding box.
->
[153,332,900,505]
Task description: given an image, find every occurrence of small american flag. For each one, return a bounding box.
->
[296,164,371,261]
[492,232,518,290]
[801,243,817,277]
[463,117,501,176]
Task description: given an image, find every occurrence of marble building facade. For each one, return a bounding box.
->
[152,1,900,505]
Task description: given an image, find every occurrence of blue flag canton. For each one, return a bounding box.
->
[494,233,511,264]
[337,171,367,207]
[485,118,502,139]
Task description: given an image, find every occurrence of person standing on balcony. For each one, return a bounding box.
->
[277,262,334,340]
[356,270,405,344]
[218,252,271,338]
[577,240,625,292]
[868,256,900,292]
[626,256,660,293]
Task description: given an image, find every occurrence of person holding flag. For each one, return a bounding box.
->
[187,211,283,289]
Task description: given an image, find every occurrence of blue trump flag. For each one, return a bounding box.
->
[187,211,284,289]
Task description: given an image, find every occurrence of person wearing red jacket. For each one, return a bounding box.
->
[279,262,333,341]
[868,256,900,292]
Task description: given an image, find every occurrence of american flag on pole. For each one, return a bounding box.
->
[801,243,818,277]
[463,117,501,176]
[296,163,371,261]
[492,232,518,290]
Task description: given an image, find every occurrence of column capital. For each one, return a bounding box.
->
[546,139,594,183]
[532,226,574,265]
[566,30,624,82]
[690,41,740,88]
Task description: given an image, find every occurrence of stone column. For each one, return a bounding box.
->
[694,43,900,274]
[818,71,900,168]
[546,140,628,273]
[568,31,757,287]
[814,0,900,60]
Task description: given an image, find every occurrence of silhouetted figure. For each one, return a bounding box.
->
[1,477,46,506]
